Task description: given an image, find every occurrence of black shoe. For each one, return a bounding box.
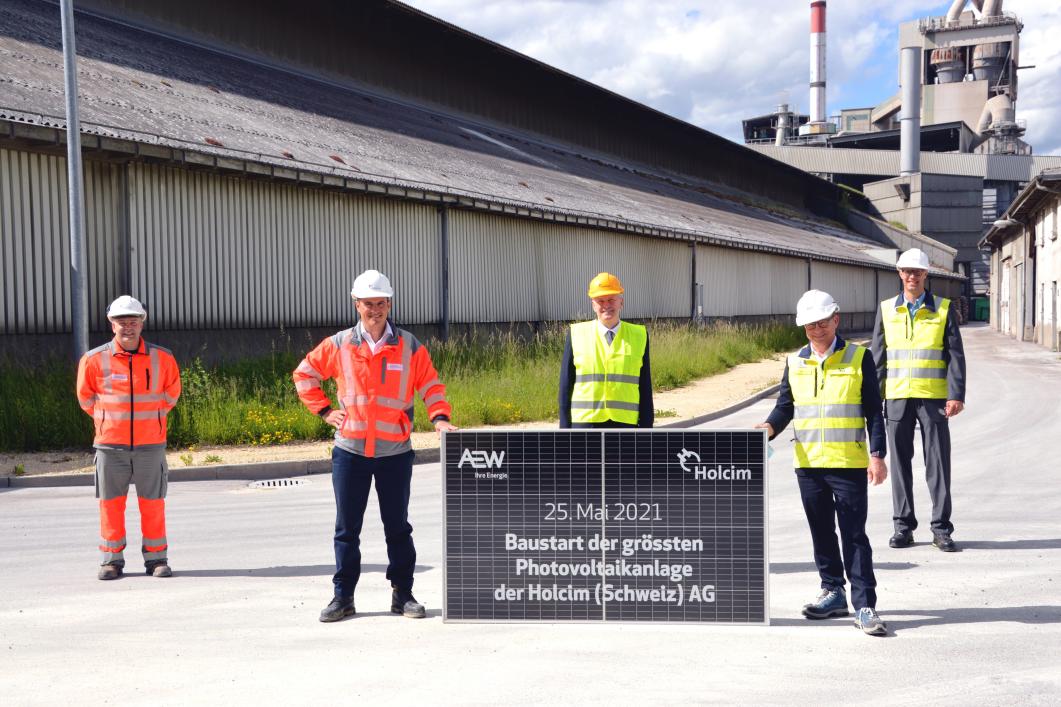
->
[145,561,172,577]
[97,564,123,581]
[391,588,426,618]
[933,533,957,552]
[319,597,356,623]
[889,530,914,548]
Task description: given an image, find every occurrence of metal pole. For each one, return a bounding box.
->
[439,205,450,341]
[61,0,89,359]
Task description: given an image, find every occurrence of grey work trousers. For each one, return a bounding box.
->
[886,399,953,535]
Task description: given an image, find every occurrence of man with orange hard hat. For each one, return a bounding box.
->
[559,272,653,428]
[76,296,181,581]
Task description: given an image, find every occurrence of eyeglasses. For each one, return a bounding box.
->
[356,299,391,309]
[804,319,834,330]
[899,269,927,277]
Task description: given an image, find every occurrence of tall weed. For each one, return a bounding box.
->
[0,321,802,451]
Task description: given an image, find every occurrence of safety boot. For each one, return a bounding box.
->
[146,561,172,577]
[319,596,355,623]
[932,533,957,552]
[889,530,914,548]
[391,587,426,618]
[98,564,123,581]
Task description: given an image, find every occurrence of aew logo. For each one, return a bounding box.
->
[676,448,752,481]
[458,449,506,470]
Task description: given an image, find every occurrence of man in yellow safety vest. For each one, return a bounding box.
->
[559,272,653,428]
[871,248,966,552]
[757,290,889,636]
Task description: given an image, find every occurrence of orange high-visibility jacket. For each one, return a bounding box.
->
[294,325,451,458]
[76,338,181,448]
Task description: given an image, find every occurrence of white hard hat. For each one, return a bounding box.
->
[896,248,930,270]
[795,290,839,326]
[350,269,394,299]
[106,295,147,320]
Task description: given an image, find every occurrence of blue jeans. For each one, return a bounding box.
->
[795,468,878,610]
[331,447,416,599]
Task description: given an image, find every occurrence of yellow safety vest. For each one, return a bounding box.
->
[880,295,949,399]
[789,343,869,469]
[570,321,646,425]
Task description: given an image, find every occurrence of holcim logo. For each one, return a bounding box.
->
[458,449,506,470]
[676,448,752,481]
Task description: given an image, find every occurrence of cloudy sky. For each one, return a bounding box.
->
[403,0,1061,154]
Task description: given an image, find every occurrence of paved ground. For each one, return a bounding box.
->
[1,324,1059,705]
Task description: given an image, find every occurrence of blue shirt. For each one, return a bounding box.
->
[905,291,927,321]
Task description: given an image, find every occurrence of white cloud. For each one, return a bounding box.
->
[405,0,1061,155]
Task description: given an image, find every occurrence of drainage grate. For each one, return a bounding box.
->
[249,478,308,489]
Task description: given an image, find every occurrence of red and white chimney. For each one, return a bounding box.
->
[809,1,827,125]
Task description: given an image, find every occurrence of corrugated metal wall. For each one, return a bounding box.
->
[876,270,895,305]
[695,246,807,316]
[7,146,967,340]
[0,148,123,335]
[449,211,689,322]
[810,261,877,313]
[128,163,441,329]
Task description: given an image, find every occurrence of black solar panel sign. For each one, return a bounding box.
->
[443,430,768,624]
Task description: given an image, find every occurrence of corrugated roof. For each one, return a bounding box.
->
[0,0,932,273]
[751,144,1061,182]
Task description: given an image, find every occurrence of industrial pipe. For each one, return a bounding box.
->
[900,46,921,175]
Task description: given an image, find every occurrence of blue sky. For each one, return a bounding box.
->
[403,1,1061,154]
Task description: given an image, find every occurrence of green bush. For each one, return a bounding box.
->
[0,321,803,452]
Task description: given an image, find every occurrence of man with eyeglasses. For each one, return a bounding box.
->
[872,248,966,553]
[294,269,457,622]
[756,290,889,636]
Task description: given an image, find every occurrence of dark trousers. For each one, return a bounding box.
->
[331,447,416,599]
[887,399,953,535]
[795,468,877,610]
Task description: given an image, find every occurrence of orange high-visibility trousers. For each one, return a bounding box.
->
[95,448,169,566]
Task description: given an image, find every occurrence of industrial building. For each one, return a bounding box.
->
[0,0,961,360]
[743,0,1061,300]
[979,169,1061,350]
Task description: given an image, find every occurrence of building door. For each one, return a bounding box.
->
[1054,281,1059,351]
[1000,263,1011,334]
[1015,263,1024,340]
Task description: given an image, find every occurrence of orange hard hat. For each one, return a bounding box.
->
[587,272,624,298]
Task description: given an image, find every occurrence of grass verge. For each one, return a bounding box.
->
[0,321,802,452]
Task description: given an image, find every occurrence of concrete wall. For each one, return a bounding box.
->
[865,172,987,294]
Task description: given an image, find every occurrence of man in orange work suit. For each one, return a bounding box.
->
[76,296,181,580]
[294,269,457,623]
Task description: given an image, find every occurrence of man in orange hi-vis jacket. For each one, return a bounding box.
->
[76,296,181,581]
[294,269,457,623]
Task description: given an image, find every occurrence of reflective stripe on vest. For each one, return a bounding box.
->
[87,341,174,447]
[570,321,646,425]
[335,329,425,457]
[788,343,869,469]
[880,295,949,399]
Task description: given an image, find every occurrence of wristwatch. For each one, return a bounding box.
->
[869,450,884,458]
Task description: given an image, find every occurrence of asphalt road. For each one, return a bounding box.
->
[1,324,1058,705]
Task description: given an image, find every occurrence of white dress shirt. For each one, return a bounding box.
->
[358,321,393,355]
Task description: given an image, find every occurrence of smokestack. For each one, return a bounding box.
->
[900,46,922,175]
[809,1,826,124]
